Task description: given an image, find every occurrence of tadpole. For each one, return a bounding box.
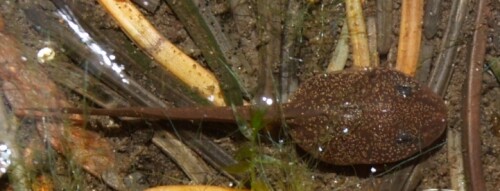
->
[26,69,447,165]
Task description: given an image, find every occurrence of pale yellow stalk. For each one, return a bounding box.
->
[97,0,225,106]
[396,0,424,77]
[345,0,370,69]
[145,185,248,191]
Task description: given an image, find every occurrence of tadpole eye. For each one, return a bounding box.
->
[396,132,417,145]
[395,84,414,98]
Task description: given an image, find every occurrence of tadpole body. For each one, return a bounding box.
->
[285,69,447,165]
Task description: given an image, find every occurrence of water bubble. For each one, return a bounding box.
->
[318,146,324,152]
[0,143,11,176]
[261,96,274,105]
[278,139,285,144]
[37,47,55,63]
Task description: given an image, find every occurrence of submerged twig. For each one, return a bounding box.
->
[44,57,131,108]
[463,0,490,190]
[345,0,370,68]
[395,0,423,77]
[423,0,442,39]
[366,16,379,67]
[376,0,393,55]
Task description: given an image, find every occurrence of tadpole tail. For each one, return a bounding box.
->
[18,106,263,123]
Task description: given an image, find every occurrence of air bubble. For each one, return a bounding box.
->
[370,167,377,173]
[318,146,324,152]
[278,139,285,144]
[260,96,274,105]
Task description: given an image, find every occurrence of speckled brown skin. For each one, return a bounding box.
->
[26,69,447,165]
[285,69,447,165]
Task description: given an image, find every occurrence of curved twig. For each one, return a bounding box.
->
[462,0,490,190]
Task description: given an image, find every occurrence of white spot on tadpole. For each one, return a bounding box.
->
[342,127,349,134]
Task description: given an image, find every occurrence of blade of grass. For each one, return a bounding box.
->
[426,0,469,95]
[163,0,247,105]
[423,0,442,39]
[254,0,285,106]
[395,0,423,76]
[326,19,349,72]
[376,0,393,55]
[280,0,304,101]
